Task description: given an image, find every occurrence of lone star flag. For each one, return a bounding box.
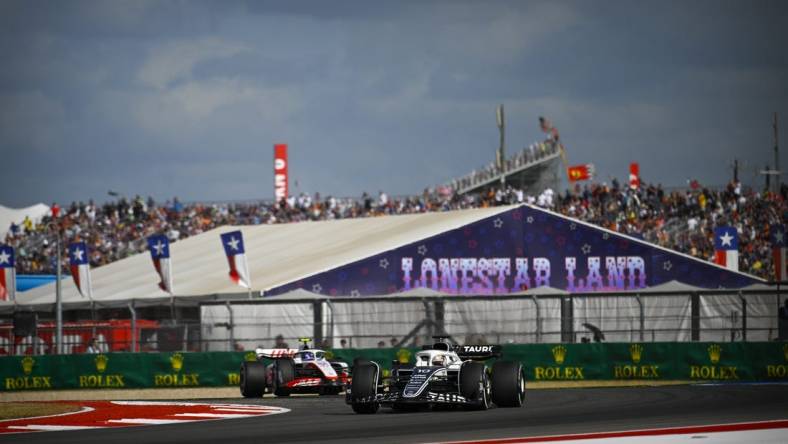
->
[147,234,173,293]
[714,227,739,272]
[221,230,252,288]
[0,245,15,301]
[68,241,93,299]
[772,224,787,281]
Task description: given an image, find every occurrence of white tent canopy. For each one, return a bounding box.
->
[12,206,513,312]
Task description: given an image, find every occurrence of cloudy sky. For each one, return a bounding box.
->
[1,0,786,207]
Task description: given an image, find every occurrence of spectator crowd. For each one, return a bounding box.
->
[4,180,787,281]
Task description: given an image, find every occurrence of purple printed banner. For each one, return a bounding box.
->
[267,205,759,296]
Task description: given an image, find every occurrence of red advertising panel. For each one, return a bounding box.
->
[274,144,288,202]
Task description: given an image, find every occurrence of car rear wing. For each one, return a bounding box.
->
[255,348,299,360]
[454,345,502,361]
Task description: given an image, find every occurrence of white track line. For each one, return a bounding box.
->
[213,408,280,413]
[8,425,105,431]
[106,419,199,425]
[0,406,95,423]
[171,413,256,419]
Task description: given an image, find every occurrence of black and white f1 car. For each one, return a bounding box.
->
[240,339,350,397]
[346,337,525,413]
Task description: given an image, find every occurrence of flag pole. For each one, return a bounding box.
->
[55,226,63,355]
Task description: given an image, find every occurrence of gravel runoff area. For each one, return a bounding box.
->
[0,380,691,403]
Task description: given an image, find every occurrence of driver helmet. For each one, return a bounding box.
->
[431,354,446,366]
[301,351,315,361]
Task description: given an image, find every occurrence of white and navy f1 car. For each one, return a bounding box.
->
[240,339,350,397]
[347,337,525,413]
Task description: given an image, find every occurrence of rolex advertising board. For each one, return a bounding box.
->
[1,343,787,391]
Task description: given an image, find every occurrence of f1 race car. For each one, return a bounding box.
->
[347,337,525,413]
[240,339,350,397]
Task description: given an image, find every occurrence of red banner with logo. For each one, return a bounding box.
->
[567,164,594,182]
[274,144,288,202]
[629,162,640,189]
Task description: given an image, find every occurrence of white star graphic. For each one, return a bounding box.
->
[581,244,592,255]
[719,231,734,247]
[526,216,534,224]
[153,240,166,256]
[493,218,504,229]
[72,247,84,262]
[775,231,784,244]
[0,250,10,265]
[379,258,389,269]
[569,223,577,231]
[350,289,361,297]
[602,232,610,240]
[312,284,323,293]
[226,236,240,251]
[417,245,428,256]
[663,260,673,271]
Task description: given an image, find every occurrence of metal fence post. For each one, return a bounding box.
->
[561,295,574,343]
[635,294,644,342]
[313,300,323,346]
[530,295,541,343]
[128,302,137,352]
[225,301,234,351]
[739,291,747,342]
[434,299,445,336]
[691,292,700,342]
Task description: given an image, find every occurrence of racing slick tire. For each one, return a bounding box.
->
[350,363,379,414]
[491,360,526,407]
[239,361,266,398]
[459,361,491,410]
[272,359,295,397]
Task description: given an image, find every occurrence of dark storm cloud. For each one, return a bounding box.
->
[1,0,786,207]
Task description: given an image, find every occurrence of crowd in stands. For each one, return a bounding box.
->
[4,180,787,280]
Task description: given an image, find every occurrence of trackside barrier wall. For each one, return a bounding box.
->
[2,342,788,391]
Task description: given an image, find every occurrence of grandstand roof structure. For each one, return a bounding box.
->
[7,206,513,312]
[5,204,763,313]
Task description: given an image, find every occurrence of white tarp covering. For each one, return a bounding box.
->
[574,294,693,342]
[700,292,782,342]
[573,296,642,343]
[444,297,562,344]
[14,206,512,312]
[200,302,314,352]
[331,299,426,349]
[0,203,49,238]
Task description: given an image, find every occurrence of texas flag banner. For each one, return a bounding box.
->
[771,224,787,281]
[221,230,252,289]
[0,245,16,301]
[147,234,173,294]
[68,241,93,299]
[713,227,739,272]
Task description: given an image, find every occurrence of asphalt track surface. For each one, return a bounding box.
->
[2,384,787,444]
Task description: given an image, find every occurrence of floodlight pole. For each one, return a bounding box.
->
[774,112,780,193]
[497,104,506,188]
